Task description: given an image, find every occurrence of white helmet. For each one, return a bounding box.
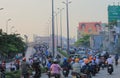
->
[33,57,37,61]
[53,59,57,62]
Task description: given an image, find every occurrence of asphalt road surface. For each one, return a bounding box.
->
[41,61,120,78]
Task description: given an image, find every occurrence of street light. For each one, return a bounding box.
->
[54,11,59,49]
[58,8,64,49]
[63,0,71,54]
[10,26,14,34]
[52,0,55,57]
[0,8,4,10]
[6,18,11,34]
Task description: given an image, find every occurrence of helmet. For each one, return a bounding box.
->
[22,57,26,61]
[53,59,57,62]
[84,59,89,64]
[109,55,112,58]
[33,57,37,61]
[75,58,79,63]
[63,57,67,61]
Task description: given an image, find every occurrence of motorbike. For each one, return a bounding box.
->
[72,72,81,78]
[47,70,60,78]
[63,69,68,77]
[101,62,105,69]
[115,60,118,66]
[22,72,29,78]
[91,65,97,76]
[51,73,60,78]
[0,71,5,78]
[95,65,100,73]
[107,65,113,75]
[62,67,69,77]
[47,70,51,78]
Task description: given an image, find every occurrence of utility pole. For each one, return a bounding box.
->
[54,12,59,49]
[58,8,64,49]
[52,0,55,57]
[63,0,71,54]
[6,18,11,34]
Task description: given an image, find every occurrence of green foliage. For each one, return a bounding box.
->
[0,30,26,59]
[75,35,90,47]
[6,70,21,78]
[57,48,68,57]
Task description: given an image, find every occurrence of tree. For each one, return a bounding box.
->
[74,35,90,47]
[0,30,26,59]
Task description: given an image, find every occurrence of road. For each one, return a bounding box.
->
[92,63,120,78]
[22,46,120,78]
[41,62,120,78]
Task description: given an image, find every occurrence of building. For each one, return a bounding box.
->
[108,5,120,23]
[77,22,102,39]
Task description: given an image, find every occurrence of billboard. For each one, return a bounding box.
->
[108,5,120,23]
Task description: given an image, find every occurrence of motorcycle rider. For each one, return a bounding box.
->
[81,59,92,78]
[61,57,71,77]
[32,57,41,78]
[91,57,97,76]
[114,53,119,66]
[106,55,114,73]
[21,57,30,78]
[47,58,52,71]
[95,56,100,72]
[100,55,105,69]
[47,58,52,78]
[50,59,61,78]
[72,58,81,77]
[15,58,20,70]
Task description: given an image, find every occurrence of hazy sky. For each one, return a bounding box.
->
[0,0,120,41]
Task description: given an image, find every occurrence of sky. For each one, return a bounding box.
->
[0,0,120,41]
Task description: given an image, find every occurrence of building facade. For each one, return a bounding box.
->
[77,22,102,39]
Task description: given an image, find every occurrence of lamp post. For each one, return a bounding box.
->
[54,12,59,49]
[0,8,4,10]
[63,0,71,54]
[10,26,14,34]
[6,18,11,34]
[58,8,64,49]
[52,0,55,57]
